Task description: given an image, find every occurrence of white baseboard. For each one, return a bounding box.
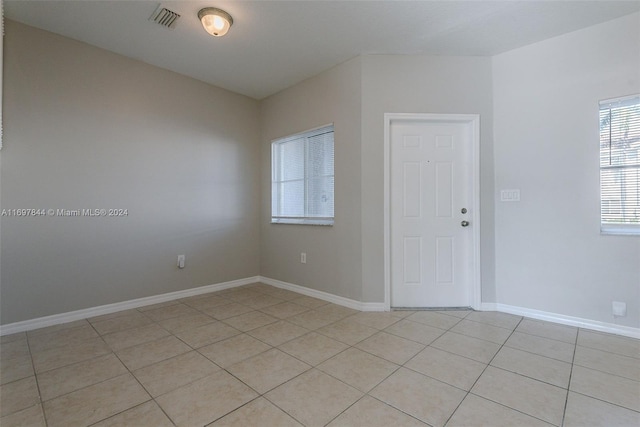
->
[480,302,640,339]
[0,276,260,336]
[3,277,637,340]
[259,276,386,312]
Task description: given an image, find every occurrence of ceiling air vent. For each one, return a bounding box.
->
[149,4,180,29]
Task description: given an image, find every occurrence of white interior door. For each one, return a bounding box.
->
[390,116,476,308]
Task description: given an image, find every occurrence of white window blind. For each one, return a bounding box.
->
[600,95,640,235]
[271,125,334,225]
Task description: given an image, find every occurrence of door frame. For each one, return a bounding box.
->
[383,113,481,311]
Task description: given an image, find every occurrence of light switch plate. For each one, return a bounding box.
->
[500,189,521,202]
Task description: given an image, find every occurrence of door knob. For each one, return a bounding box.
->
[461,220,470,227]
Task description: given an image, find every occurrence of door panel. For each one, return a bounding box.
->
[391,120,473,308]
[435,162,453,218]
[403,237,422,284]
[435,237,454,284]
[403,162,421,217]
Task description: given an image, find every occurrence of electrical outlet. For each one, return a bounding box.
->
[612,301,626,317]
[177,255,185,269]
[300,252,306,264]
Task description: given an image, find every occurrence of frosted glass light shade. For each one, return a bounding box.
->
[198,8,233,37]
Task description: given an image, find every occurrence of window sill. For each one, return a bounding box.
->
[271,218,334,226]
[601,225,640,236]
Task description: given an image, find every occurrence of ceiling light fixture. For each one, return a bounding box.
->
[198,7,233,37]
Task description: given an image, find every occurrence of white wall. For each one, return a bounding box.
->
[1,21,261,324]
[360,55,495,303]
[260,58,363,300]
[493,12,640,328]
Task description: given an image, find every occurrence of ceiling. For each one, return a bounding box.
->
[5,1,640,100]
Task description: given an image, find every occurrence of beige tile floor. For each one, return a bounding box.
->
[1,283,639,427]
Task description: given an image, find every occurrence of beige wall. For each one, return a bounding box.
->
[360,55,495,303]
[1,21,261,323]
[4,14,637,329]
[260,55,495,305]
[260,58,363,301]
[2,23,496,324]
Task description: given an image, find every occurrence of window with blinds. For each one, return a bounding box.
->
[600,95,640,235]
[271,125,334,225]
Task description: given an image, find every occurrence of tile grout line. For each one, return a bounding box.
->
[20,292,372,423]
[574,340,640,361]
[569,330,640,415]
[443,315,518,426]
[111,342,161,403]
[229,364,317,425]
[5,286,638,426]
[356,314,468,427]
[444,315,566,427]
[219,311,411,426]
[303,311,475,410]
[568,389,640,415]
[25,330,49,427]
[13,298,370,420]
[438,312,499,427]
[500,332,577,364]
[560,327,581,426]
[34,300,222,426]
[98,313,221,427]
[571,348,640,383]
[203,319,356,426]
[365,394,434,427]
[30,321,114,424]
[26,306,382,427]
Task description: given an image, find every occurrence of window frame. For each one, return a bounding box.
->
[271,124,335,226]
[599,94,640,236]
